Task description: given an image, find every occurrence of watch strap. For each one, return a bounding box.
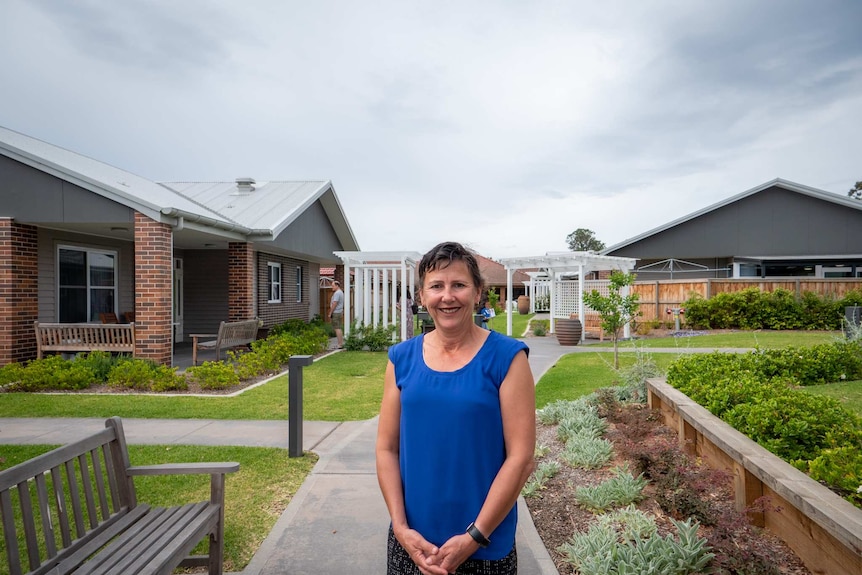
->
[466,522,490,547]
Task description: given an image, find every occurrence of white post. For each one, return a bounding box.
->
[578,264,585,342]
[344,261,352,337]
[372,268,379,328]
[400,260,408,341]
[363,268,371,327]
[549,270,556,333]
[382,269,389,328]
[622,282,631,340]
[506,268,513,336]
[354,267,364,327]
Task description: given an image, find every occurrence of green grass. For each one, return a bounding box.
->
[487,311,533,337]
[535,352,680,408]
[591,330,842,349]
[0,444,317,575]
[0,352,387,421]
[804,381,862,417]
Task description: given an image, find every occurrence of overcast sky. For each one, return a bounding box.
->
[2,0,861,259]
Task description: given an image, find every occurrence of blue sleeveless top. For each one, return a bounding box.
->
[388,331,529,560]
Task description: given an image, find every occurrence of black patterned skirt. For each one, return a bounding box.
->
[387,527,518,575]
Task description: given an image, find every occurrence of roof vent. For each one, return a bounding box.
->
[235,177,256,193]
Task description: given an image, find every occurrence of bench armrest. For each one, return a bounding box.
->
[189,333,218,339]
[127,462,240,476]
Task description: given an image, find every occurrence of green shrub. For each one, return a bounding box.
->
[807,446,862,506]
[725,392,862,463]
[560,435,613,469]
[76,350,123,382]
[106,359,185,392]
[682,287,862,331]
[344,322,396,351]
[8,355,96,391]
[0,362,25,386]
[186,361,240,390]
[149,365,188,392]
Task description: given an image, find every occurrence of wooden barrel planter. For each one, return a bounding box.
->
[517,296,530,315]
[555,318,582,346]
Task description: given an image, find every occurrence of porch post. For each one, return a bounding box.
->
[134,212,172,366]
[0,219,37,365]
[228,242,255,322]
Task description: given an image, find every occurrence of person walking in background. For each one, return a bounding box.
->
[480,299,495,330]
[376,241,536,575]
[328,280,344,349]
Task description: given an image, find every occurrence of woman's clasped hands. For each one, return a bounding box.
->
[397,527,479,575]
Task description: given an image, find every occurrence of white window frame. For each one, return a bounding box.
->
[296,265,303,302]
[268,262,282,303]
[57,244,118,322]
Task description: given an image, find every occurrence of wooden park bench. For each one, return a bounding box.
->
[0,416,239,575]
[34,321,136,359]
[190,318,260,366]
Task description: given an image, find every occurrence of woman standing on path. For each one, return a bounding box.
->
[376,242,536,575]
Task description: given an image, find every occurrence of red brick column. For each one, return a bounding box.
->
[134,212,173,365]
[0,219,38,364]
[228,242,255,321]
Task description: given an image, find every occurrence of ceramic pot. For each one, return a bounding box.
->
[555,318,582,346]
[517,296,530,315]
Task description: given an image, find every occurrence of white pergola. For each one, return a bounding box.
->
[333,251,423,341]
[498,252,638,339]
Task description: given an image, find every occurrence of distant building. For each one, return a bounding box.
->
[604,178,862,280]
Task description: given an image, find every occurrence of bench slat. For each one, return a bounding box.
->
[47,505,150,575]
[49,466,71,549]
[34,473,57,560]
[89,449,110,522]
[17,482,40,572]
[1,489,24,575]
[64,460,85,540]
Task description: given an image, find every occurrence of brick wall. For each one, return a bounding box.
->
[0,219,38,364]
[228,242,255,321]
[256,252,311,327]
[134,213,172,365]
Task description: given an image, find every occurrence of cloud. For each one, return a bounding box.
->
[1,0,861,258]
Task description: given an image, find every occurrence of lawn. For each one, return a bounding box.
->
[0,351,387,420]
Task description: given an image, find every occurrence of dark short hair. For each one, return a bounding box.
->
[418,242,484,291]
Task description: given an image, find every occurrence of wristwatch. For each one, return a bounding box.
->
[466,522,490,547]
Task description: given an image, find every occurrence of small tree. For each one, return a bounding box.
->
[583,271,640,368]
[566,228,606,252]
[849,181,862,200]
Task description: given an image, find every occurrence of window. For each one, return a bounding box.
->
[296,266,303,302]
[58,246,117,322]
[268,262,282,303]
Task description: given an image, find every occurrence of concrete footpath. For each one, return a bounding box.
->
[0,336,746,574]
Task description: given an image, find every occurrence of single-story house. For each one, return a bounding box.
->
[476,254,530,304]
[604,178,862,280]
[0,125,358,367]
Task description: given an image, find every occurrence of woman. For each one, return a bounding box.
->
[376,241,536,575]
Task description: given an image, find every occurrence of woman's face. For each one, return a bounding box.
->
[420,260,481,330]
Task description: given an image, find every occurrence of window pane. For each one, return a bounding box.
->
[59,287,87,322]
[90,288,115,322]
[90,253,116,287]
[59,249,86,286]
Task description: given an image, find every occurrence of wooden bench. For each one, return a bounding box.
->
[190,318,260,366]
[34,321,136,359]
[0,416,239,575]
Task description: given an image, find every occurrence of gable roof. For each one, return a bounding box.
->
[603,178,862,255]
[0,125,359,251]
[476,254,530,286]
